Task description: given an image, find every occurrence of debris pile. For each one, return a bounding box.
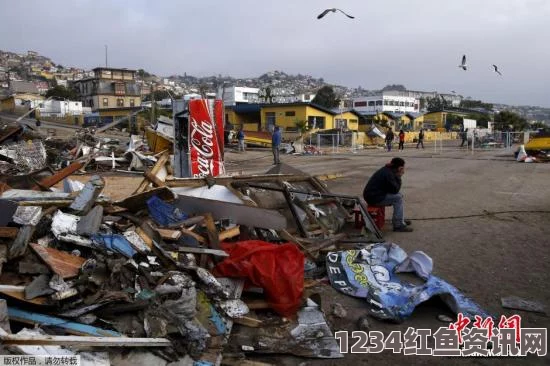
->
[0,119,495,364]
[0,156,384,364]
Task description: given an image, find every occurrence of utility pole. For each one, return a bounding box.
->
[105,45,108,67]
[150,82,155,125]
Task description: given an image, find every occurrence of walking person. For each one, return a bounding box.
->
[416,128,425,149]
[272,126,281,165]
[385,127,395,152]
[237,127,246,152]
[460,128,468,147]
[363,157,413,232]
[398,129,405,150]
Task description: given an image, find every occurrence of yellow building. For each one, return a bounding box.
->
[72,67,141,125]
[225,103,362,132]
[359,111,419,132]
[0,81,44,113]
[418,110,471,130]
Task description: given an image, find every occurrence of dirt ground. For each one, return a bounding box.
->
[72,143,549,365]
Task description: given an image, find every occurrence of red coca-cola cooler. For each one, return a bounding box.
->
[173,99,225,178]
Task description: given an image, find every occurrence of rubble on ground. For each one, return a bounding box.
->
[0,119,494,365]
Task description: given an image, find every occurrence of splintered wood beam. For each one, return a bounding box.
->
[203,213,221,250]
[134,151,170,194]
[0,334,171,347]
[219,226,240,241]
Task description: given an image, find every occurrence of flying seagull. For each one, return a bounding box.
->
[492,64,502,76]
[458,55,467,70]
[317,8,355,19]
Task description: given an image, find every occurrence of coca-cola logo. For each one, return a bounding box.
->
[190,118,215,177]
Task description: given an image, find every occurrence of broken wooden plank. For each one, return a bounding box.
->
[306,233,347,254]
[123,230,151,254]
[203,213,221,251]
[0,227,19,238]
[173,195,287,230]
[180,227,207,244]
[32,161,84,190]
[177,246,229,257]
[144,171,166,188]
[167,215,205,228]
[30,243,86,279]
[7,307,122,337]
[134,152,170,194]
[135,226,154,249]
[244,299,271,310]
[233,315,263,328]
[219,226,240,241]
[0,334,171,347]
[157,228,182,241]
[0,285,49,305]
[279,229,317,259]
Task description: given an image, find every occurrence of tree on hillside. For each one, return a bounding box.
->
[466,113,491,128]
[312,86,340,109]
[460,99,493,110]
[142,90,172,102]
[445,114,463,131]
[494,110,528,131]
[381,84,406,92]
[137,69,151,79]
[45,85,78,100]
[426,96,446,112]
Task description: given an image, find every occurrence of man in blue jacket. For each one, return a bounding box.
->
[272,126,281,164]
[363,157,413,232]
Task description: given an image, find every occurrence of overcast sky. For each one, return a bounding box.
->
[1,0,549,106]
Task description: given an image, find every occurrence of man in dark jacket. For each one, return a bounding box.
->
[385,127,394,152]
[363,157,412,232]
[272,126,281,164]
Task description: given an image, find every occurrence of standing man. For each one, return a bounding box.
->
[272,126,281,165]
[385,127,395,152]
[237,127,246,152]
[363,157,412,232]
[398,129,405,150]
[460,128,468,147]
[416,128,425,149]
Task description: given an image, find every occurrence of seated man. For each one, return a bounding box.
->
[363,157,412,232]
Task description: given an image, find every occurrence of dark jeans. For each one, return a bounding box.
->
[377,193,405,228]
[272,146,280,164]
[416,139,424,149]
[398,141,404,150]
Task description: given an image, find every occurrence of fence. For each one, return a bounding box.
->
[283,130,532,155]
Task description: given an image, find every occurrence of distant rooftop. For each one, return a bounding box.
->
[9,80,39,94]
[93,67,136,73]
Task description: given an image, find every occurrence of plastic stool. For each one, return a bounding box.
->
[353,205,386,230]
[367,206,386,230]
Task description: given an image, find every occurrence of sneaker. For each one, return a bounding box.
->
[404,219,412,226]
[394,225,413,232]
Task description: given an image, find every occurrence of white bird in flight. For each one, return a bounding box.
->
[458,55,467,70]
[317,8,355,19]
[492,64,502,76]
